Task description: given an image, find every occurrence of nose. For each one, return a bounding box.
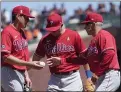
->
[26,17,29,22]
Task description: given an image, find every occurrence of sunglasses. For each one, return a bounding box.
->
[86,22,94,25]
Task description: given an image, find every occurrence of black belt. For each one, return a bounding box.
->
[52,70,78,75]
[106,68,120,73]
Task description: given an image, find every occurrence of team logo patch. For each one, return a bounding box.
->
[50,21,53,25]
[20,10,23,14]
[1,45,5,49]
[87,46,98,56]
[67,37,70,41]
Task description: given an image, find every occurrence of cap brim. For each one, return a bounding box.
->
[24,14,35,18]
[27,15,35,18]
[45,25,61,32]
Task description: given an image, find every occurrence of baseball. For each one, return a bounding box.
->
[39,62,45,67]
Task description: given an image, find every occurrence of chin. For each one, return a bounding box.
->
[86,31,91,35]
[86,31,90,35]
[87,33,91,35]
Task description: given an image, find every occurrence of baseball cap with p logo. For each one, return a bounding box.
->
[46,13,63,32]
[81,12,103,24]
[12,5,34,18]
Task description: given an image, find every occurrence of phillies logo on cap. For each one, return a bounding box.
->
[20,10,23,14]
[50,21,53,25]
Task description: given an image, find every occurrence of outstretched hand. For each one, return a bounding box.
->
[27,61,45,70]
[47,56,61,67]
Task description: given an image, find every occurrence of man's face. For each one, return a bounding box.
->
[50,29,60,37]
[17,14,29,28]
[84,22,95,35]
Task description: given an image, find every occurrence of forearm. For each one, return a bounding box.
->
[24,70,29,78]
[4,55,29,66]
[62,56,87,65]
[83,63,90,70]
[83,64,92,78]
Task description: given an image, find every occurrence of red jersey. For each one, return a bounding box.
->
[1,24,29,70]
[87,30,120,76]
[35,28,86,73]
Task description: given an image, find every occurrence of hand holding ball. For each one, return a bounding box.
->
[39,62,45,67]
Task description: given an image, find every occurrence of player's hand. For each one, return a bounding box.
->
[91,73,98,84]
[27,61,45,70]
[87,78,95,88]
[46,56,61,67]
[84,78,95,91]
[25,76,32,88]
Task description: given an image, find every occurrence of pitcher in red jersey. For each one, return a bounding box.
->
[32,13,92,91]
[1,5,45,91]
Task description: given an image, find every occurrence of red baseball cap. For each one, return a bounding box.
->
[12,5,34,18]
[81,12,103,24]
[45,13,62,32]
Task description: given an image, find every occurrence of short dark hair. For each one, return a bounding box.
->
[12,13,17,23]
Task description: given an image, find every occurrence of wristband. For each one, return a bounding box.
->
[85,70,92,78]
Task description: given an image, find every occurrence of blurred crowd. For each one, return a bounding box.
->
[1,2,121,43]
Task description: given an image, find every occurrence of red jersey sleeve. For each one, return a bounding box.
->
[97,32,119,72]
[74,32,86,54]
[35,38,45,57]
[1,31,12,54]
[98,34,115,53]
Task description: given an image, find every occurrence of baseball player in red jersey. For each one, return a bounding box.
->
[1,5,45,91]
[66,12,120,91]
[32,13,92,91]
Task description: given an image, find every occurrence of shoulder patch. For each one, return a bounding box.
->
[1,44,5,49]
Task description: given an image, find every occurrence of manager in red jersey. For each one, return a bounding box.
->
[67,12,120,91]
[32,13,92,91]
[1,5,45,91]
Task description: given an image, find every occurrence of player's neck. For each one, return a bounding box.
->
[92,28,102,37]
[12,22,21,32]
[61,28,66,35]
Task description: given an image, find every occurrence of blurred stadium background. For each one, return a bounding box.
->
[1,1,121,91]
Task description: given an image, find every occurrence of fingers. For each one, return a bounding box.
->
[47,56,58,61]
[26,82,30,88]
[25,78,32,88]
[34,61,45,67]
[38,62,45,67]
[47,60,53,67]
[32,63,44,69]
[29,81,32,88]
[47,60,52,65]
[47,57,54,61]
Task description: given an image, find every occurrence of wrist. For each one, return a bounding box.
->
[24,70,29,78]
[85,70,92,78]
